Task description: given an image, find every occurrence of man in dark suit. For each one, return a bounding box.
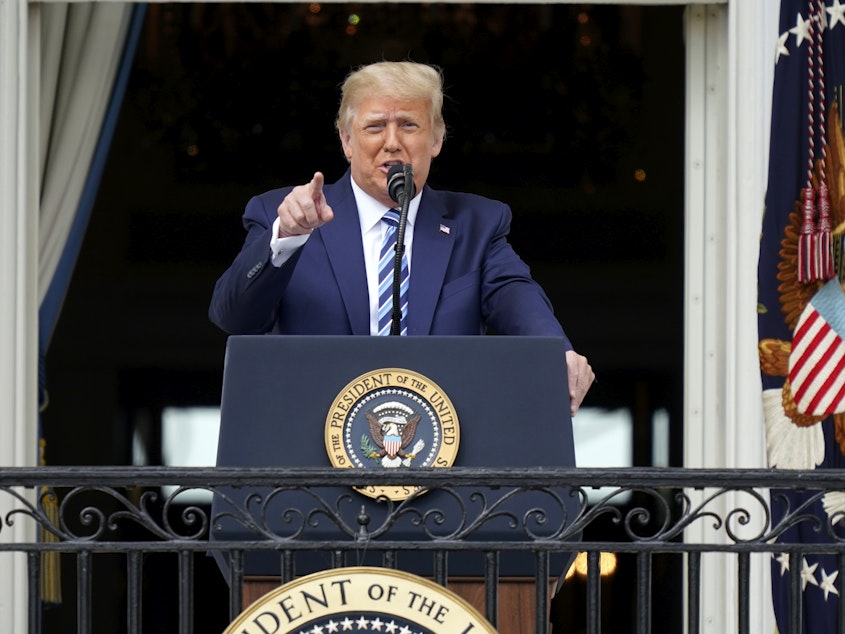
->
[209,60,594,414]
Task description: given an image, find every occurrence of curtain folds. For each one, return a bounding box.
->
[38,3,144,353]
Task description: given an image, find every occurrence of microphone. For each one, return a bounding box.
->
[387,163,415,206]
[385,163,414,335]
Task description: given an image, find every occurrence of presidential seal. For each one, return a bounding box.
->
[224,566,496,634]
[324,368,460,501]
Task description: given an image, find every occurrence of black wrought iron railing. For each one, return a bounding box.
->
[1,467,844,634]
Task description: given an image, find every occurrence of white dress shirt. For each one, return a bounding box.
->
[269,176,421,335]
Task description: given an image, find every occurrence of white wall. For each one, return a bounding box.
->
[684,2,776,632]
[0,0,39,631]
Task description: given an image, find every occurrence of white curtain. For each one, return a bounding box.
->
[35,4,139,606]
[38,2,133,308]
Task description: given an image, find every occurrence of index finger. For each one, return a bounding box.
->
[309,172,325,202]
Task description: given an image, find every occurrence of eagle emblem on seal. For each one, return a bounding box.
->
[362,401,426,468]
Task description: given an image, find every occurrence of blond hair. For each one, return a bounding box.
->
[335,61,446,142]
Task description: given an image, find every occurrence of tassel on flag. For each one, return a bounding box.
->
[795,0,835,284]
[817,181,834,279]
[798,186,819,282]
[797,183,836,282]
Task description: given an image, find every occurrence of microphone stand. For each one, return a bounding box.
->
[390,164,413,335]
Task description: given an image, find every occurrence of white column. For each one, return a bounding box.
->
[684,2,776,633]
[0,0,39,631]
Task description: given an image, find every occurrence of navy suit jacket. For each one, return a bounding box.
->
[209,171,571,346]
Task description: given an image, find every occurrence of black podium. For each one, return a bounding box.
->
[210,335,579,599]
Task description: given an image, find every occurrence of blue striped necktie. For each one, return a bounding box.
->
[377,209,408,336]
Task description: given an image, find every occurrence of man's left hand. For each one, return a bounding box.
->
[566,350,594,416]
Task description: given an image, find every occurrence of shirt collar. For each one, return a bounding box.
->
[350,175,421,234]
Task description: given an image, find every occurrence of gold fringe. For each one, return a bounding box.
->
[39,439,62,605]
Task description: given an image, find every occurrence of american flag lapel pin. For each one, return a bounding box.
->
[439,224,451,235]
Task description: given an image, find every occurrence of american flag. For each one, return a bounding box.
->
[759,1,845,631]
[788,278,845,416]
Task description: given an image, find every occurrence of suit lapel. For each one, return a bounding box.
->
[408,187,454,335]
[320,173,370,335]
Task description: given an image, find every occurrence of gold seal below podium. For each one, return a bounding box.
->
[243,575,556,633]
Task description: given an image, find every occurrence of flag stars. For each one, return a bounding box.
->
[820,568,840,601]
[829,0,845,29]
[777,5,843,65]
[775,31,790,63]
[774,552,790,576]
[789,12,812,47]
[774,554,842,602]
[801,557,820,591]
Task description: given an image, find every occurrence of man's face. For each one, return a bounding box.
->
[339,96,443,208]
